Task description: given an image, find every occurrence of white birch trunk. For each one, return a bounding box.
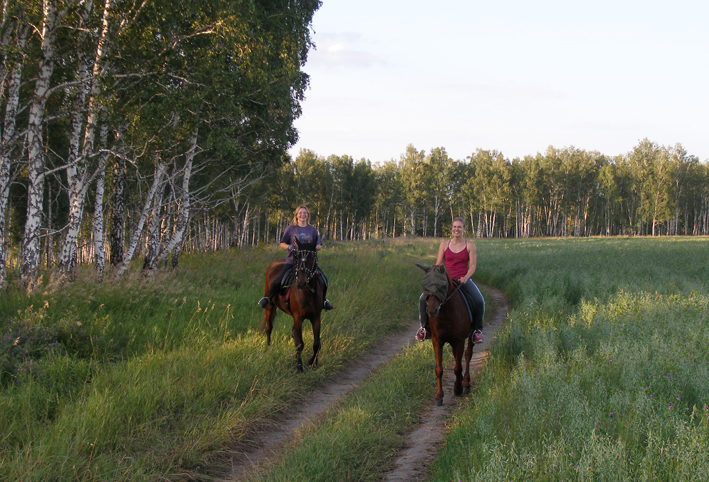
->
[142,175,165,271]
[0,22,28,286]
[115,162,167,277]
[59,0,113,276]
[92,123,109,277]
[21,0,62,284]
[156,130,197,265]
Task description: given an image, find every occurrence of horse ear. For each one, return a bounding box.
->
[414,262,430,272]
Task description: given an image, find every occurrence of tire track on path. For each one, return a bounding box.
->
[217,286,508,481]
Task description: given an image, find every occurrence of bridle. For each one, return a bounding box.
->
[294,248,319,287]
[425,279,465,317]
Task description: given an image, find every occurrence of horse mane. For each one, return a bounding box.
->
[296,239,318,252]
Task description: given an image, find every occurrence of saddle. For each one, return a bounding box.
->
[277,270,296,305]
[276,268,328,306]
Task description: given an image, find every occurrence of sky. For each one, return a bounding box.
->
[288,0,709,164]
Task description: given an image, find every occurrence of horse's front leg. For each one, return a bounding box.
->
[452,341,466,396]
[463,334,474,394]
[433,339,445,406]
[292,316,305,373]
[307,315,321,367]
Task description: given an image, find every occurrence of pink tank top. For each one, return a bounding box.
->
[444,240,469,279]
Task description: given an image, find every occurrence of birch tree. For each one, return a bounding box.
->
[21,0,69,285]
[0,2,30,286]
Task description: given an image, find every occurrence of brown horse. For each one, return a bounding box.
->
[260,240,324,372]
[415,262,475,406]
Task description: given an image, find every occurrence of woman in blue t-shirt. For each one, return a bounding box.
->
[258,205,334,311]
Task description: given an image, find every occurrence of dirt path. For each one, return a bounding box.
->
[219,286,508,481]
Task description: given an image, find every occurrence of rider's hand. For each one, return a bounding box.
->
[288,243,297,251]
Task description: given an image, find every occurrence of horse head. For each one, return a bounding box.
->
[415,262,450,318]
[294,240,319,290]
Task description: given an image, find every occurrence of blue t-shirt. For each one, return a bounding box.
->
[281,224,322,264]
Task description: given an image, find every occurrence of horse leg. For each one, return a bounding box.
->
[307,315,321,367]
[452,341,465,396]
[292,317,305,373]
[260,304,277,346]
[433,339,445,406]
[463,334,474,394]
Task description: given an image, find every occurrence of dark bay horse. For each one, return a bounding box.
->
[415,262,475,406]
[260,240,324,372]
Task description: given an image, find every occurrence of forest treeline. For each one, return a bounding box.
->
[2,2,708,289]
[222,140,708,248]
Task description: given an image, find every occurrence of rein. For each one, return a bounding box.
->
[435,279,465,309]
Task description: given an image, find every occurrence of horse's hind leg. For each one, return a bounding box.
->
[307,315,321,367]
[463,335,474,394]
[260,305,277,346]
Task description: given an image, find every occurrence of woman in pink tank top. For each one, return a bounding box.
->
[416,217,485,343]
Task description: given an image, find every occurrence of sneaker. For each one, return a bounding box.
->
[258,297,270,309]
[324,299,334,311]
[415,327,430,341]
[473,330,483,343]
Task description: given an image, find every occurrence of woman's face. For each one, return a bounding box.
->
[451,221,464,237]
[296,208,309,224]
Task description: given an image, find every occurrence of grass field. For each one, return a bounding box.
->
[1,237,708,481]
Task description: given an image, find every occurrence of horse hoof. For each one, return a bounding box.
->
[463,386,470,394]
[435,400,443,407]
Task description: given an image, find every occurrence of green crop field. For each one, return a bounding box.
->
[1,237,708,481]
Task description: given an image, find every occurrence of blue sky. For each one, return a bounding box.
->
[289,0,709,163]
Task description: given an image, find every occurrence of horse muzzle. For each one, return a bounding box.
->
[425,294,442,318]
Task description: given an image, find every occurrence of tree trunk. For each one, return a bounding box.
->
[115,161,167,277]
[58,0,113,277]
[93,124,109,278]
[21,0,61,285]
[156,129,197,266]
[0,22,28,286]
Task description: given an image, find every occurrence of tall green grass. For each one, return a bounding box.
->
[4,237,708,481]
[0,239,431,481]
[433,237,709,481]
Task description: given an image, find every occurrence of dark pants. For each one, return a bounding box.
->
[419,280,484,331]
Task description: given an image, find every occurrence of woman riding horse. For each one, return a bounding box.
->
[258,205,333,311]
[416,217,484,342]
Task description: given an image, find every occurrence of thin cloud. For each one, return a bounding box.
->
[308,32,386,68]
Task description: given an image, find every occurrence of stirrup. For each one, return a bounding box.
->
[324,299,334,311]
[258,297,270,309]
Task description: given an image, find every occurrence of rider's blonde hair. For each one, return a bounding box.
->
[292,205,311,226]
